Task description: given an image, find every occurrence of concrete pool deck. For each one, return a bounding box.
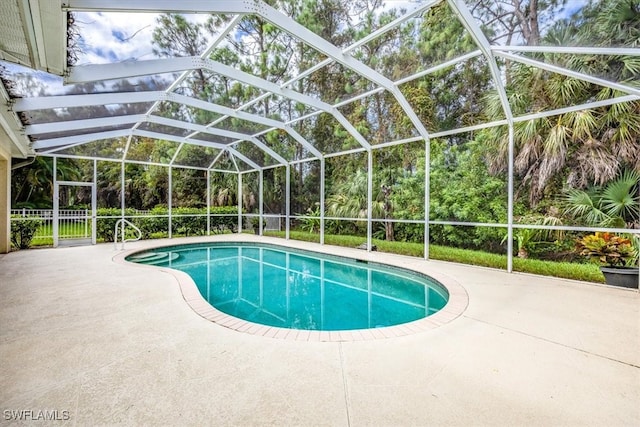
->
[1,235,639,426]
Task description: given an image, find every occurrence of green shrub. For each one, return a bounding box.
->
[10,216,43,249]
[96,206,240,241]
[210,207,239,232]
[96,208,119,242]
[135,206,168,239]
[392,222,424,243]
[96,208,142,242]
[172,207,207,236]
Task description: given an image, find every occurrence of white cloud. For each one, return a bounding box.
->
[74,12,210,65]
[74,12,160,65]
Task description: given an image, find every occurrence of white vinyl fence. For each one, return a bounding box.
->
[11,209,283,246]
[10,209,91,242]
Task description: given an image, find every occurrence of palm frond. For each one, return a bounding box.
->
[622,56,640,78]
[573,137,619,186]
[567,110,597,141]
[544,122,570,157]
[546,75,589,107]
[514,137,541,175]
[601,169,640,222]
[563,187,610,227]
[515,118,544,144]
[537,122,569,189]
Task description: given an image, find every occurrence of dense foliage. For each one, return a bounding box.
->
[95,206,239,242]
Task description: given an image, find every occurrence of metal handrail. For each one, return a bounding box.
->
[114,218,142,250]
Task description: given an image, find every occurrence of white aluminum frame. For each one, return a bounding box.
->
[2,0,637,274]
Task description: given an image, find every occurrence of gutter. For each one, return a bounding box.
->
[11,155,36,170]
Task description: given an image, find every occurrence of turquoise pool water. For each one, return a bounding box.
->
[127,243,448,331]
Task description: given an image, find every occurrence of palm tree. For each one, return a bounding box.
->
[563,169,640,229]
[325,169,394,239]
[12,157,81,208]
[482,0,640,205]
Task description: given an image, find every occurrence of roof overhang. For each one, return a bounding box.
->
[0,0,65,159]
[0,0,66,75]
[0,81,32,159]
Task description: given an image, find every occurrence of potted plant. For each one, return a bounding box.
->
[576,232,639,288]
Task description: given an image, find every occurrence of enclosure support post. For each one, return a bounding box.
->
[507,124,515,273]
[424,139,430,260]
[120,159,125,218]
[120,160,127,245]
[237,172,242,233]
[92,159,97,245]
[367,149,373,252]
[168,166,172,239]
[285,164,290,240]
[53,157,58,248]
[259,169,264,236]
[0,149,10,254]
[206,170,211,236]
[320,157,325,245]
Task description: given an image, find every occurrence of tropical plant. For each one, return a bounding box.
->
[299,206,321,233]
[325,169,390,237]
[249,216,266,234]
[501,211,565,259]
[576,232,638,267]
[563,169,640,228]
[10,217,43,249]
[481,0,640,205]
[11,157,81,208]
[502,228,536,259]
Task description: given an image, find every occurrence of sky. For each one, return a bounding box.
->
[71,1,589,67]
[75,12,187,65]
[72,1,421,66]
[2,11,190,96]
[1,0,594,97]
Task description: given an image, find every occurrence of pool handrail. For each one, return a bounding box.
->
[114,218,142,250]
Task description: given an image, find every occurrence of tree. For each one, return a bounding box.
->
[428,137,510,251]
[325,168,386,236]
[482,0,640,206]
[11,157,80,208]
[470,0,568,46]
[153,14,208,95]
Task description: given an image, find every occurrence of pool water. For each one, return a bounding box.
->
[128,243,448,331]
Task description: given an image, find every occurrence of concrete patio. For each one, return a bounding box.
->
[1,235,638,426]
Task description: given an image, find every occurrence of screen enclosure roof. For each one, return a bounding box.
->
[1,0,638,172]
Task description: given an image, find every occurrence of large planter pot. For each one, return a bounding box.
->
[600,266,639,289]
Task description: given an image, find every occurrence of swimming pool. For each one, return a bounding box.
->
[127,242,449,332]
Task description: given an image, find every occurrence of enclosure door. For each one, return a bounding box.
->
[53,181,96,247]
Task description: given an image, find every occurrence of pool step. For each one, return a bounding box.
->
[130,251,180,265]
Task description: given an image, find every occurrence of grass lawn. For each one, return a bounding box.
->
[18,222,604,283]
[29,222,92,247]
[264,230,605,284]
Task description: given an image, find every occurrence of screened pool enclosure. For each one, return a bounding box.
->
[1,0,639,272]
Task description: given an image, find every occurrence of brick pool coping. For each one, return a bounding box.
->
[113,239,469,341]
